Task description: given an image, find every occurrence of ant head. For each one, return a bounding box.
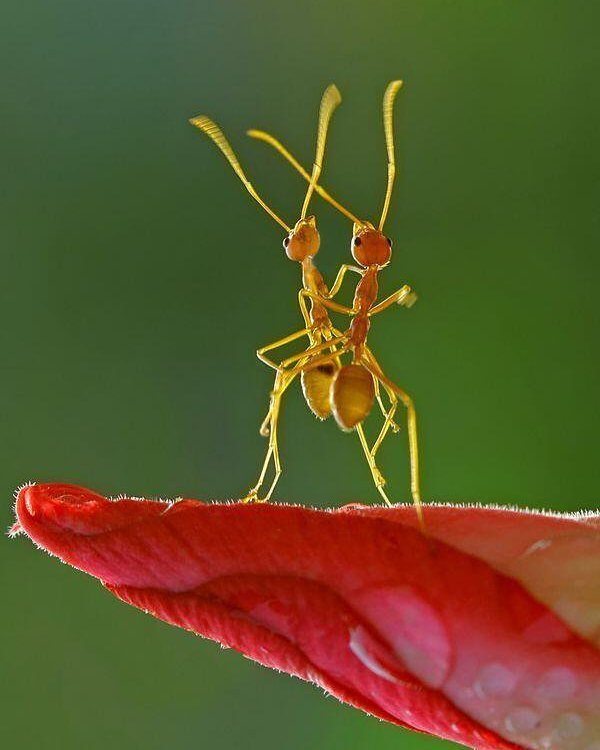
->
[350,222,392,268]
[283,216,320,261]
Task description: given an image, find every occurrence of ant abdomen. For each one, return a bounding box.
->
[301,360,340,420]
[331,363,375,431]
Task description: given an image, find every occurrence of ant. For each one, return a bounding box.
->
[190,82,422,529]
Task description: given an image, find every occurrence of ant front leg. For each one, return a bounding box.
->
[368,285,417,316]
[277,332,348,370]
[324,264,363,299]
[256,327,315,371]
[299,289,355,316]
[297,289,313,329]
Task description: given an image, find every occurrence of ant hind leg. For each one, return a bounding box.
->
[362,355,425,532]
[373,375,401,434]
[355,424,392,505]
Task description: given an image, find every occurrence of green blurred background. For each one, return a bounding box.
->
[2,1,599,748]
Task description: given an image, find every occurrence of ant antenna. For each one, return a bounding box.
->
[189,115,291,233]
[378,80,403,231]
[301,84,342,220]
[247,129,363,226]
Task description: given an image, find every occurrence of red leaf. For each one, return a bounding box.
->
[14,484,600,750]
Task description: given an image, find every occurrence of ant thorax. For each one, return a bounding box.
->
[353,266,379,314]
[302,257,331,329]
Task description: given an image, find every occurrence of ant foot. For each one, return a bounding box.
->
[399,290,418,308]
[241,488,268,504]
[241,488,258,503]
[259,425,270,437]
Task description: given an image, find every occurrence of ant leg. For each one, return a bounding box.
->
[297,290,314,330]
[288,343,351,378]
[365,348,401,434]
[368,285,417,316]
[247,342,353,502]
[255,347,337,500]
[324,264,363,299]
[372,372,401,433]
[278,333,348,370]
[371,387,399,459]
[256,375,286,501]
[321,326,346,368]
[242,444,274,503]
[355,424,392,506]
[243,368,298,502]
[259,405,272,437]
[250,339,340,498]
[299,289,354,316]
[363,355,425,532]
[257,327,314,370]
[259,347,313,437]
[257,327,318,435]
[259,369,284,437]
[260,331,343,436]
[261,372,290,501]
[265,340,351,449]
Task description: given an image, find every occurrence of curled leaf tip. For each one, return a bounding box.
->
[14,483,600,750]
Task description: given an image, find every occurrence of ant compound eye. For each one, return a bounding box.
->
[386,237,392,247]
[283,236,290,247]
[353,236,362,246]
